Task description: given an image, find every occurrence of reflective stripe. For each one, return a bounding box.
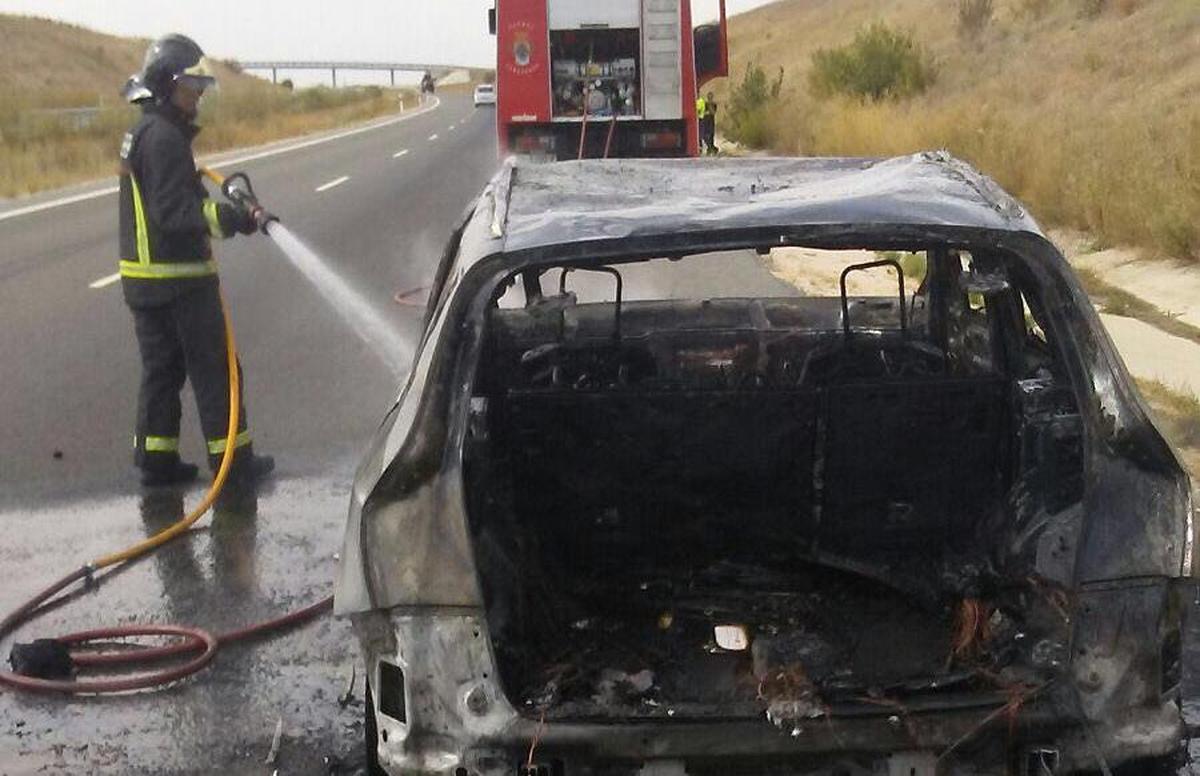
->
[144,435,179,453]
[123,174,220,279]
[203,199,224,239]
[207,430,251,455]
[129,176,151,264]
[119,259,217,279]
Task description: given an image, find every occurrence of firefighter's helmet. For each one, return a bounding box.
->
[137,34,216,101]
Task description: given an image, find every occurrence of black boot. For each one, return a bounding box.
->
[234,454,275,483]
[215,447,275,488]
[139,460,200,487]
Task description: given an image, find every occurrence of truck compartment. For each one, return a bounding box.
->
[551,28,642,118]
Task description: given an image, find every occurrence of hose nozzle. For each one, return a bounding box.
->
[201,168,278,234]
[218,171,258,211]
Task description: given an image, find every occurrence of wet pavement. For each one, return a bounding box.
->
[0,463,373,775]
[0,95,495,774]
[3,475,1199,774]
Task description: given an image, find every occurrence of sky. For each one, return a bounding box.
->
[0,1,780,86]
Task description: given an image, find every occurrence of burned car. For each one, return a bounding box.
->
[336,153,1194,775]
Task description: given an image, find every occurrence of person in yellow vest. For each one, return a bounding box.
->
[695,94,710,154]
[702,91,718,155]
[117,35,274,487]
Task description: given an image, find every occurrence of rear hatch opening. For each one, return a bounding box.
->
[462,246,1082,725]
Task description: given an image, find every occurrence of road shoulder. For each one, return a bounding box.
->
[0,97,442,220]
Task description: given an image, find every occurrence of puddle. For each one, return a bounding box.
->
[0,472,366,774]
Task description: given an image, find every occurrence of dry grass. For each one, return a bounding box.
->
[720,0,1200,261]
[1137,379,1200,477]
[0,15,413,197]
[1074,268,1200,346]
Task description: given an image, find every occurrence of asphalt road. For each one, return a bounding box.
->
[0,94,500,774]
[1,95,493,498]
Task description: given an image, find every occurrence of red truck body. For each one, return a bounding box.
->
[489,0,727,160]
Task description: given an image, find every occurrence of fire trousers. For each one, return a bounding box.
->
[128,279,251,472]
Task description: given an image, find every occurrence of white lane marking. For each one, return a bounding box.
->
[448,124,456,131]
[393,149,409,158]
[88,272,121,289]
[315,175,350,193]
[0,96,443,223]
[428,133,439,141]
[1,186,120,222]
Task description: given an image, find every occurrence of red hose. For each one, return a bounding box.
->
[603,116,617,159]
[0,567,90,637]
[0,625,218,694]
[0,280,333,695]
[0,596,332,695]
[578,87,590,160]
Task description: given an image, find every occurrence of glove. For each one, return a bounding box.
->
[253,207,279,235]
[234,206,258,236]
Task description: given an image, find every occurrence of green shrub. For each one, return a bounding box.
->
[726,62,784,146]
[809,22,936,101]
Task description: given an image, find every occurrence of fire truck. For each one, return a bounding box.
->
[487,0,728,159]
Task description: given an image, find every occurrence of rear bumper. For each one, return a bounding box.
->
[354,609,1184,776]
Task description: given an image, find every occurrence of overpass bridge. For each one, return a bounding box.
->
[237,61,471,87]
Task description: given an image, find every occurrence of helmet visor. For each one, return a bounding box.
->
[174,57,217,92]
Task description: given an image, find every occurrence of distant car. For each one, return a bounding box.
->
[473,83,495,107]
[338,153,1193,776]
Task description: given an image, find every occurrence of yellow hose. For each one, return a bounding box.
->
[0,172,328,697]
[199,168,226,188]
[92,172,241,569]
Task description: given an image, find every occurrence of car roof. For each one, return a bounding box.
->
[483,152,1045,256]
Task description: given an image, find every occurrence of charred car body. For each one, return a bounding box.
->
[336,154,1194,775]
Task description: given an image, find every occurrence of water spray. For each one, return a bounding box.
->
[0,168,413,694]
[202,168,413,376]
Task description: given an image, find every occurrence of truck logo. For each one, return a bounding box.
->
[505,22,541,76]
[514,31,532,67]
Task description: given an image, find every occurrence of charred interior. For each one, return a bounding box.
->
[462,246,1083,722]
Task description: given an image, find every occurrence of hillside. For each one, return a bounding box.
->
[720,0,1200,261]
[2,15,144,106]
[0,15,411,197]
[0,16,272,111]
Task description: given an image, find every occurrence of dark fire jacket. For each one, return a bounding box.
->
[117,102,246,307]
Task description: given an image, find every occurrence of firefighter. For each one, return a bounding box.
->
[695,93,709,152]
[702,91,718,155]
[118,34,274,487]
